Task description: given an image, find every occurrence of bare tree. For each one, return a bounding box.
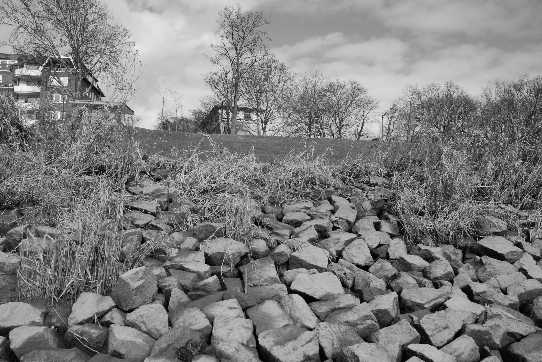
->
[210,6,268,134]
[324,80,377,139]
[242,53,291,135]
[0,0,137,98]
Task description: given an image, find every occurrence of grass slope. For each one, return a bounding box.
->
[134,128,375,162]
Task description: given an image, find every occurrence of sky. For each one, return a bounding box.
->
[2,0,542,135]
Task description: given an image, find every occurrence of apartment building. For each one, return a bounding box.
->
[0,53,133,124]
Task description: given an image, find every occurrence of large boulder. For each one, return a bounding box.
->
[9,326,60,358]
[65,323,108,354]
[68,292,115,326]
[309,294,360,320]
[478,236,523,263]
[0,302,43,333]
[419,309,477,347]
[111,267,157,311]
[368,292,399,327]
[506,332,542,362]
[440,335,480,362]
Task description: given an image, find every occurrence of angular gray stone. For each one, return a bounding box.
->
[0,302,43,333]
[370,319,421,362]
[108,325,155,360]
[68,292,115,326]
[65,323,108,354]
[515,253,542,281]
[468,282,519,309]
[507,278,542,304]
[398,254,430,272]
[389,272,418,294]
[149,325,207,360]
[352,217,378,234]
[19,348,88,362]
[201,298,244,323]
[368,259,398,282]
[125,303,168,339]
[270,243,292,264]
[388,238,408,259]
[400,286,451,311]
[9,326,60,358]
[224,283,288,309]
[368,292,399,327]
[317,322,363,360]
[211,317,256,351]
[199,237,249,266]
[420,309,477,347]
[352,269,387,302]
[258,325,319,362]
[339,342,393,362]
[282,212,311,227]
[441,335,480,362]
[406,344,456,362]
[290,272,344,300]
[343,239,374,267]
[111,266,157,311]
[358,230,392,249]
[477,256,517,282]
[246,300,292,335]
[289,245,329,271]
[171,307,212,338]
[507,332,542,362]
[240,256,280,287]
[280,294,318,330]
[100,308,125,326]
[444,296,485,318]
[309,294,360,320]
[318,231,357,258]
[164,250,210,278]
[478,236,523,263]
[325,303,379,338]
[424,259,455,282]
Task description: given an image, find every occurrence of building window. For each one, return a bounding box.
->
[50,76,69,87]
[52,93,62,103]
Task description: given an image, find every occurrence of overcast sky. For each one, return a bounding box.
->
[3,1,542,134]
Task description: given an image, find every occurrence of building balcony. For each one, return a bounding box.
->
[15,68,42,77]
[13,84,41,94]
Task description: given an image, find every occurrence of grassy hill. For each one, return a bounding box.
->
[134,128,376,163]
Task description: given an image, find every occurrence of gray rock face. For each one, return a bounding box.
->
[420,309,477,347]
[199,237,249,266]
[507,278,542,304]
[212,317,257,360]
[317,322,363,360]
[282,212,311,227]
[165,250,211,278]
[468,282,519,309]
[478,236,523,263]
[370,319,420,362]
[108,325,155,360]
[279,294,318,329]
[400,287,451,311]
[507,332,542,362]
[318,231,357,258]
[202,298,245,323]
[353,269,387,302]
[444,296,485,318]
[9,326,60,358]
[368,259,398,281]
[477,256,517,282]
[406,344,456,362]
[19,348,88,362]
[339,342,394,362]
[309,294,360,320]
[325,303,379,338]
[111,266,157,311]
[68,292,115,326]
[476,215,507,236]
[368,292,399,327]
[515,253,542,281]
[258,325,319,362]
[0,302,43,333]
[289,245,329,271]
[441,335,480,362]
[246,300,293,335]
[358,230,392,249]
[388,238,408,259]
[240,256,280,287]
[290,272,344,300]
[343,239,374,267]
[424,259,455,282]
[125,303,168,339]
[170,307,212,338]
[398,254,430,272]
[65,323,108,353]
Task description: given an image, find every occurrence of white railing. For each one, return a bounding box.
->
[14,68,42,77]
[13,84,41,93]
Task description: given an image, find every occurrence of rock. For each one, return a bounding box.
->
[468,282,519,309]
[240,257,280,287]
[487,271,526,291]
[212,317,256,358]
[477,256,517,282]
[317,322,363,360]
[442,245,464,272]
[476,215,507,236]
[201,298,244,323]
[352,269,387,302]
[283,268,317,285]
[309,294,360,320]
[343,239,374,267]
[111,267,157,311]
[192,354,219,362]
[389,272,419,293]
[200,238,249,266]
[400,287,451,311]
[388,238,408,259]
[258,325,319,362]
[294,225,319,244]
[358,230,392,249]
[125,211,155,227]
[20,348,88,362]
[9,326,60,358]
[425,259,455,282]
[108,325,154,360]
[225,283,288,309]
[339,342,393,362]
[189,222,225,241]
[368,292,399,327]
[0,251,20,274]
[271,244,292,264]
[370,319,420,362]
[213,340,260,361]
[515,253,542,281]
[318,231,357,258]
[170,307,212,338]
[149,325,207,361]
[68,292,115,326]
[444,296,485,318]
[530,295,542,325]
[100,308,125,326]
[125,303,168,339]
[398,255,430,272]
[406,344,456,362]
[289,245,329,271]
[325,303,379,338]
[0,302,43,333]
[368,259,398,282]
[507,278,542,304]
[420,309,477,347]
[249,239,269,258]
[126,199,159,215]
[441,335,480,362]
[507,332,542,362]
[282,212,311,227]
[291,272,344,300]
[246,300,292,335]
[478,236,523,263]
[65,323,108,353]
[328,259,360,289]
[352,217,378,234]
[279,294,318,330]
[164,250,210,278]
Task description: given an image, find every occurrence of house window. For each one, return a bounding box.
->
[50,76,69,87]
[52,93,63,103]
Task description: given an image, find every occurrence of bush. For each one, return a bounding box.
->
[0,95,32,147]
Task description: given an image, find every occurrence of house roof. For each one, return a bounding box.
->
[70,100,134,115]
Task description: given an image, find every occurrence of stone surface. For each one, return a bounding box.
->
[280,294,318,329]
[0,302,43,333]
[368,292,399,327]
[441,335,480,362]
[444,296,485,318]
[424,259,455,282]
[240,256,280,287]
[507,278,542,304]
[125,303,168,339]
[398,254,430,272]
[339,342,393,362]
[149,325,207,361]
[309,293,360,320]
[388,238,408,259]
[200,237,249,266]
[100,308,125,326]
[318,231,357,258]
[290,271,344,300]
[9,326,60,358]
[108,325,155,360]
[400,287,451,311]
[211,317,256,352]
[325,303,379,338]
[359,230,392,249]
[65,323,108,353]
[352,269,387,302]
[343,239,374,267]
[20,348,88,362]
[477,256,517,282]
[406,344,456,362]
[258,325,319,362]
[468,282,519,309]
[368,259,398,282]
[507,332,542,362]
[111,266,157,311]
[170,307,212,338]
[317,322,363,360]
[246,299,293,335]
[164,250,210,278]
[289,245,329,271]
[478,236,523,263]
[201,298,244,323]
[68,292,116,326]
[370,319,421,362]
[420,309,476,347]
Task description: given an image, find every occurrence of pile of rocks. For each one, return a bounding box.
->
[1,177,542,361]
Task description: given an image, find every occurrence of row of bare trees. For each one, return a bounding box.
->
[203,6,377,139]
